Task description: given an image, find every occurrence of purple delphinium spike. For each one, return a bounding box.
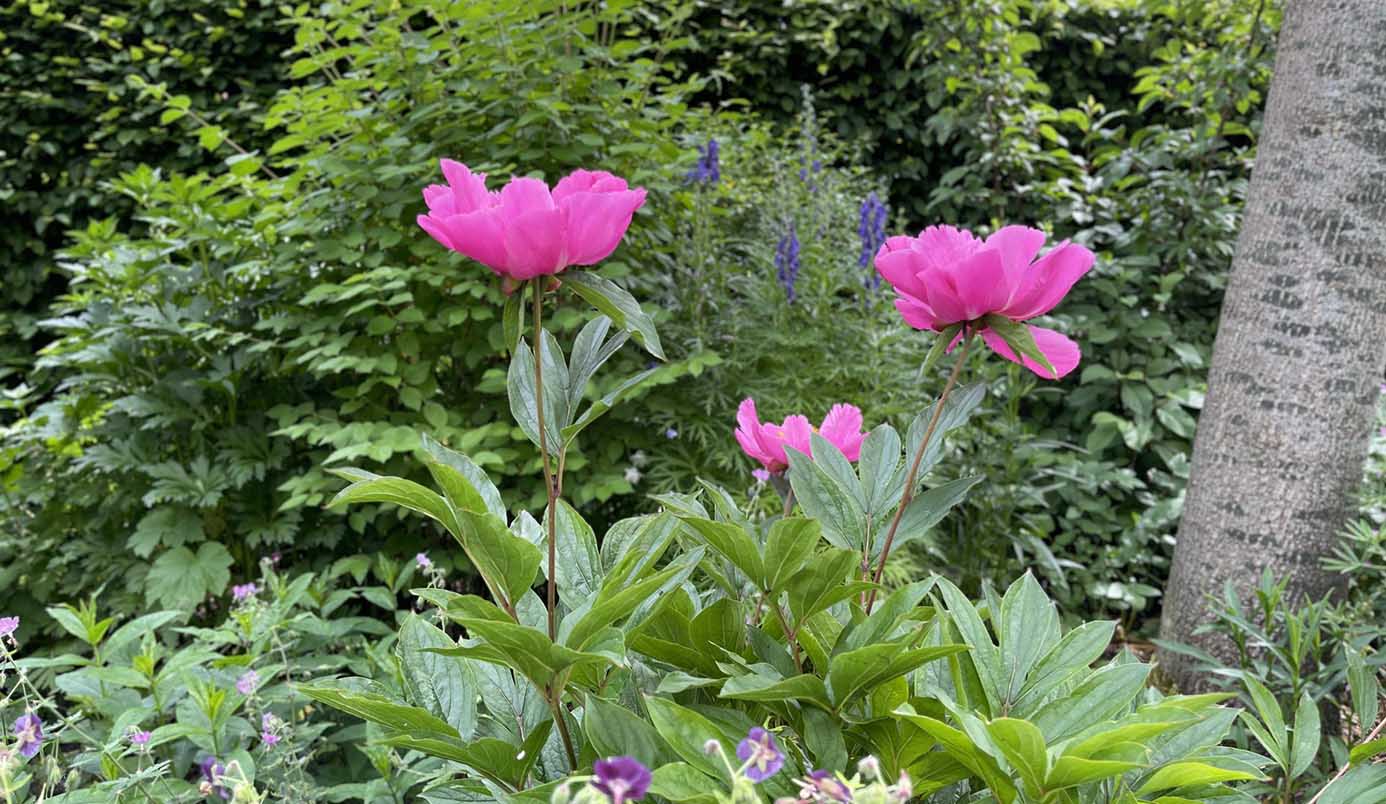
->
[685,138,721,185]
[857,193,888,291]
[592,755,652,803]
[13,712,42,758]
[735,727,784,783]
[775,222,801,303]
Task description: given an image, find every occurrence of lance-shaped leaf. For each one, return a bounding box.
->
[420,433,506,521]
[564,271,665,359]
[328,469,461,538]
[507,335,567,449]
[680,516,765,588]
[434,617,611,690]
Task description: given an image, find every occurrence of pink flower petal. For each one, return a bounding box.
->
[423,184,455,215]
[417,214,456,251]
[875,244,930,300]
[736,399,780,470]
[777,415,814,460]
[893,296,938,331]
[819,404,866,461]
[984,225,1046,291]
[499,177,555,217]
[981,324,1081,379]
[423,209,509,272]
[921,267,969,326]
[999,240,1095,320]
[439,160,492,212]
[501,207,567,279]
[552,169,629,202]
[560,188,647,265]
[914,225,982,271]
[947,247,1011,321]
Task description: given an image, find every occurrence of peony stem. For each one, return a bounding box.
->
[865,334,972,614]
[532,280,560,642]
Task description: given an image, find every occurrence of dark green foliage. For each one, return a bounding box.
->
[0,0,291,381]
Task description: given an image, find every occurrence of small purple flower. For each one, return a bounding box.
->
[268,551,282,566]
[416,552,432,569]
[261,730,280,747]
[774,222,801,303]
[231,583,258,601]
[0,616,17,642]
[752,468,771,484]
[235,669,259,696]
[736,727,784,783]
[199,756,230,800]
[129,729,152,747]
[13,712,42,758]
[665,428,678,440]
[685,138,721,185]
[800,769,854,802]
[592,755,651,803]
[857,193,888,290]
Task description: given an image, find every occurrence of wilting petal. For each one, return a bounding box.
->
[948,247,1011,320]
[552,169,629,202]
[999,240,1095,320]
[498,177,555,218]
[875,243,930,300]
[981,324,1081,379]
[560,188,647,265]
[984,225,1046,291]
[499,208,567,279]
[819,403,866,461]
[439,160,492,212]
[894,296,938,331]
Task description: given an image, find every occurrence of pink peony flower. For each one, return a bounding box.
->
[735,400,867,474]
[417,160,647,281]
[876,224,1094,378]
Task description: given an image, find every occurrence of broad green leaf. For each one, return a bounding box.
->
[680,516,765,588]
[645,696,734,779]
[399,615,477,739]
[719,673,832,711]
[764,517,822,593]
[501,289,524,353]
[1313,764,1386,804]
[564,549,700,651]
[809,433,867,512]
[1350,735,1386,764]
[1045,755,1146,790]
[936,577,1003,716]
[904,382,988,480]
[542,500,602,604]
[857,423,904,515]
[506,336,565,449]
[802,708,849,772]
[420,433,506,520]
[600,513,678,576]
[437,617,610,690]
[787,445,868,552]
[1136,761,1259,794]
[300,683,458,740]
[565,316,627,414]
[1012,620,1115,717]
[986,718,1048,797]
[829,643,967,709]
[385,721,550,791]
[1289,691,1321,778]
[922,324,964,375]
[888,475,983,558]
[786,548,868,627]
[1033,663,1151,742]
[583,695,671,768]
[1242,675,1287,766]
[144,542,234,611]
[837,579,934,653]
[1347,646,1380,736]
[893,706,1019,803]
[648,763,721,804]
[998,572,1061,702]
[564,271,665,359]
[328,469,461,538]
[459,509,541,608]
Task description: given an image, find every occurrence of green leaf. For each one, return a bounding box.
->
[786,548,866,627]
[828,643,967,709]
[936,577,1003,716]
[888,475,983,557]
[922,324,964,375]
[1136,761,1259,794]
[398,615,477,740]
[1012,620,1116,717]
[1045,755,1145,790]
[145,542,233,610]
[892,706,1019,803]
[565,547,701,651]
[1032,663,1151,741]
[786,445,868,552]
[459,510,541,608]
[645,696,734,779]
[1313,765,1386,804]
[565,316,627,413]
[584,695,671,768]
[328,469,462,538]
[543,500,602,604]
[129,506,203,558]
[982,314,1056,378]
[1350,735,1386,765]
[763,517,822,593]
[420,433,507,520]
[719,674,832,711]
[1242,675,1288,766]
[648,763,721,804]
[385,722,550,792]
[45,606,91,644]
[437,616,610,690]
[506,336,565,449]
[986,718,1049,797]
[564,271,664,360]
[562,367,658,444]
[857,423,904,515]
[997,572,1061,702]
[1347,646,1380,736]
[300,683,458,740]
[502,291,524,353]
[1290,690,1321,778]
[680,516,765,588]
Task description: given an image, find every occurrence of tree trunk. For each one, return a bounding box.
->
[1159,0,1386,689]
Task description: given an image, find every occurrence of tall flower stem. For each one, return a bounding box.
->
[865,334,972,614]
[532,280,560,641]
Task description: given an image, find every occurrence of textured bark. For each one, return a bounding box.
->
[1159,0,1386,689]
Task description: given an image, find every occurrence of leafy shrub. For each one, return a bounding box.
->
[0,0,291,382]
[0,0,714,625]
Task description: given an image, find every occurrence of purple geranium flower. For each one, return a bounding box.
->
[235,669,259,696]
[13,712,42,758]
[800,769,854,802]
[416,552,432,569]
[592,755,651,803]
[129,729,152,747]
[231,583,258,601]
[736,727,784,783]
[199,756,230,800]
[0,616,18,641]
[752,468,770,484]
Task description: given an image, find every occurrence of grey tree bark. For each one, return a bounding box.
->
[1159,0,1386,688]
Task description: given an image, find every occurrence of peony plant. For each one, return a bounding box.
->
[299,157,1268,803]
